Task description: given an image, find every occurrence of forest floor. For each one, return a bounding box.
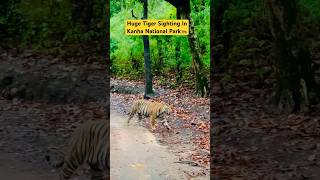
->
[111,78,210,179]
[110,109,208,179]
[212,70,320,179]
[0,152,57,180]
[0,48,108,179]
[0,48,209,179]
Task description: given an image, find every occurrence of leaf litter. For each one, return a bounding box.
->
[111,78,210,177]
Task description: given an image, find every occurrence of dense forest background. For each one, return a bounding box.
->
[110,0,210,93]
[2,0,320,178]
[109,0,211,175]
[0,0,110,179]
[212,0,320,107]
[0,0,106,57]
[212,0,320,178]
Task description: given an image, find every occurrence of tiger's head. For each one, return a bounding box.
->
[162,104,174,116]
[153,101,172,118]
[163,104,171,114]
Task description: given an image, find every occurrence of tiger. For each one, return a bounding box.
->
[47,120,109,180]
[127,99,171,130]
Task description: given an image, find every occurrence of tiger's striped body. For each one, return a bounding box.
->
[60,120,109,180]
[127,99,171,129]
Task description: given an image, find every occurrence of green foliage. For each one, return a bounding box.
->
[191,0,210,66]
[0,0,25,43]
[214,0,320,73]
[255,67,267,80]
[1,0,105,54]
[299,0,320,24]
[110,0,210,81]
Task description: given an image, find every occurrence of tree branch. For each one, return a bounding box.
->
[164,0,178,8]
[131,9,138,19]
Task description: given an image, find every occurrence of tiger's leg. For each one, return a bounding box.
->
[60,155,82,180]
[160,115,171,130]
[150,115,157,130]
[89,164,105,180]
[162,120,171,130]
[127,111,135,124]
[138,112,143,121]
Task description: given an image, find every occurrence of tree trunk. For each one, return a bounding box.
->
[212,0,229,72]
[155,36,163,76]
[105,0,110,120]
[175,0,182,84]
[105,1,110,175]
[210,0,214,75]
[142,0,153,98]
[165,0,209,96]
[181,1,208,97]
[209,0,215,175]
[71,0,94,31]
[266,0,318,113]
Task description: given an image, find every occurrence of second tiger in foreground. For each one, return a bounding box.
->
[50,120,110,180]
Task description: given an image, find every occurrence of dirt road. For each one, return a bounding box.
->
[0,110,207,180]
[110,110,208,180]
[0,153,57,180]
